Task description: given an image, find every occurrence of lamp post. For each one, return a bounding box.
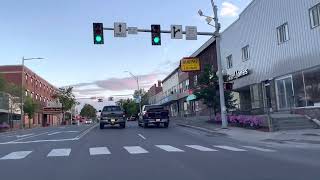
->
[198,0,228,128]
[21,57,44,129]
[124,71,142,116]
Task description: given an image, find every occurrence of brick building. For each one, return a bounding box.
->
[0,65,61,128]
[147,81,162,105]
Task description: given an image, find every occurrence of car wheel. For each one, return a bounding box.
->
[100,123,104,129]
[164,122,169,128]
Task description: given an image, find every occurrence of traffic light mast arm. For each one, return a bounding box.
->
[103,27,214,36]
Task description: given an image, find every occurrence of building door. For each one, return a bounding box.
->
[275,76,294,110]
[263,82,272,111]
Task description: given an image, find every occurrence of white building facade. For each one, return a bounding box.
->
[221,0,320,117]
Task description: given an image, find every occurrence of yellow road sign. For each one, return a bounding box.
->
[180,57,200,72]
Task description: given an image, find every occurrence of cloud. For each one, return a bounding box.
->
[220,2,239,17]
[71,72,165,98]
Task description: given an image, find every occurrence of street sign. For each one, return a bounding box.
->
[171,25,183,39]
[114,22,127,37]
[128,27,138,34]
[185,26,197,40]
[180,57,201,72]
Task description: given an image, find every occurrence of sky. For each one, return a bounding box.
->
[0,0,252,108]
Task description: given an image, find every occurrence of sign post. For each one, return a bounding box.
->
[171,25,183,39]
[180,57,201,72]
[185,26,198,40]
[114,22,127,37]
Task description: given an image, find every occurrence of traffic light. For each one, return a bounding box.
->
[93,23,104,44]
[151,25,161,45]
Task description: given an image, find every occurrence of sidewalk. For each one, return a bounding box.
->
[173,118,320,147]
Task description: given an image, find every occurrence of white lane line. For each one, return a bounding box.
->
[47,148,71,157]
[156,145,184,152]
[48,132,60,136]
[186,145,218,152]
[9,131,53,143]
[75,124,98,140]
[16,133,34,138]
[0,151,32,160]
[138,134,146,140]
[0,138,77,145]
[242,146,276,152]
[214,145,247,152]
[89,147,111,155]
[124,146,149,154]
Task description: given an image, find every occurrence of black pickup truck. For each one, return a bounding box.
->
[138,105,169,128]
[100,105,126,129]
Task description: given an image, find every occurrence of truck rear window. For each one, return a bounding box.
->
[103,106,121,111]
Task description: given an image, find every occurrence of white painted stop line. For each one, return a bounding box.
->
[0,151,32,160]
[186,145,218,151]
[124,146,149,154]
[242,146,276,152]
[156,145,184,152]
[214,145,247,152]
[47,148,71,157]
[89,147,111,155]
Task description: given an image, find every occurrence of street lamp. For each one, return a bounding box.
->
[124,71,142,116]
[20,57,44,128]
[199,0,228,129]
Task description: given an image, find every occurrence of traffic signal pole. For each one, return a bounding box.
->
[102,27,214,36]
[211,0,228,129]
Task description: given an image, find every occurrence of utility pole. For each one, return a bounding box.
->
[211,0,228,128]
[124,71,142,116]
[199,0,228,128]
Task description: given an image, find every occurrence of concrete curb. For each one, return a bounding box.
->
[176,123,227,136]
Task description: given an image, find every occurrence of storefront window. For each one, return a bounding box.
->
[250,84,260,109]
[303,66,320,107]
[292,72,306,107]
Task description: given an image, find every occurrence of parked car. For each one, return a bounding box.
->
[85,119,93,124]
[138,105,169,128]
[100,105,126,129]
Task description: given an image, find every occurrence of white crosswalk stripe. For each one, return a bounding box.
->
[90,147,111,155]
[186,145,218,152]
[124,146,149,154]
[242,146,276,152]
[156,145,184,152]
[214,145,247,152]
[0,151,32,160]
[47,148,71,157]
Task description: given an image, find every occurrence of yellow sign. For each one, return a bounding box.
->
[180,57,200,72]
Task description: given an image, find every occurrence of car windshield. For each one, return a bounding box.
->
[103,106,121,112]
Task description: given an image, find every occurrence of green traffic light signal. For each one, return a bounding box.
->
[95,35,102,42]
[153,37,160,44]
[93,23,104,44]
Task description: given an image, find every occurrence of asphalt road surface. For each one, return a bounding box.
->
[0,121,319,180]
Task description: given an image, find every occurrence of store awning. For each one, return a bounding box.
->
[186,94,197,101]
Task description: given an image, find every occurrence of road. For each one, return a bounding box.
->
[0,121,319,180]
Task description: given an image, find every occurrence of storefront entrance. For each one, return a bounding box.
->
[275,75,294,110]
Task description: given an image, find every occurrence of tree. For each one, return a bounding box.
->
[80,104,97,119]
[194,65,236,120]
[53,87,78,123]
[23,96,39,128]
[133,89,149,106]
[116,99,138,117]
